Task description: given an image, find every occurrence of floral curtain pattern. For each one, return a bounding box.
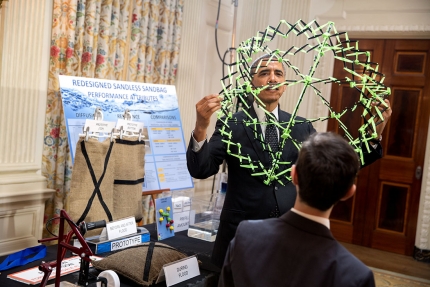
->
[128,0,182,84]
[42,0,183,237]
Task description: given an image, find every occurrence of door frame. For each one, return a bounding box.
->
[309,22,430,257]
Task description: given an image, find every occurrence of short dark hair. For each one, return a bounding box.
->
[250,53,286,76]
[295,132,360,211]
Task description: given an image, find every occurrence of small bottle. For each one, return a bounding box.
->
[220,182,227,195]
[215,182,227,211]
[218,172,228,191]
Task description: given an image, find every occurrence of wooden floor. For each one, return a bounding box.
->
[341,242,430,280]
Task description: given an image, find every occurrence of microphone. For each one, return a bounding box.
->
[78,220,106,236]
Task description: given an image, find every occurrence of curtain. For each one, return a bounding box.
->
[42,0,183,237]
[128,0,182,84]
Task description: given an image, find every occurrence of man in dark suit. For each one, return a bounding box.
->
[186,55,392,268]
[218,132,375,287]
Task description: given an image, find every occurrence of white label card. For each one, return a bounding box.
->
[106,217,137,240]
[110,234,142,251]
[116,118,145,133]
[157,256,200,286]
[84,119,116,134]
[183,198,191,207]
[173,201,183,210]
[173,211,190,232]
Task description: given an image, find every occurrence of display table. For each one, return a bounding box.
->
[0,223,220,287]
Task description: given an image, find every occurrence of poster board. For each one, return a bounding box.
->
[59,75,193,192]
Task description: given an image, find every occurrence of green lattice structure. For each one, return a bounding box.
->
[216,19,390,186]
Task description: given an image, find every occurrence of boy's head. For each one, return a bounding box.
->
[293,132,360,211]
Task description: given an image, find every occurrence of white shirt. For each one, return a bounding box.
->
[291,208,330,229]
[253,101,279,138]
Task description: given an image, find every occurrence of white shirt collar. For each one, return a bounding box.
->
[253,101,279,123]
[291,208,330,229]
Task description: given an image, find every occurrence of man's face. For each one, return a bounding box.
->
[251,60,286,110]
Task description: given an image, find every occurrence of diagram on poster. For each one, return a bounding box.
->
[59,75,193,191]
[155,197,175,240]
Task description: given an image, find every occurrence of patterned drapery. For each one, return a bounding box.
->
[42,0,183,237]
[128,0,182,84]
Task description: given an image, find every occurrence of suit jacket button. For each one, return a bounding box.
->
[274,186,278,190]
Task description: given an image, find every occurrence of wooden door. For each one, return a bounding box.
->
[328,39,430,255]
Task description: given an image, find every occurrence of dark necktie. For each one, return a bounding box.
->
[265,113,279,155]
[265,113,281,218]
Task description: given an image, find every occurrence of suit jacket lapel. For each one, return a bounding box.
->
[242,106,270,165]
[278,110,296,162]
[242,107,295,171]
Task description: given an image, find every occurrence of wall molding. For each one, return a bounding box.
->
[0,0,55,255]
[416,116,430,250]
[334,25,430,39]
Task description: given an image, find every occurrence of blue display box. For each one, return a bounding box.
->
[85,227,150,254]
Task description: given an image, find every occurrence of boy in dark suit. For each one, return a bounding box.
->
[218,132,375,287]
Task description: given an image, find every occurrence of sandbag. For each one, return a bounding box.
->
[69,138,115,237]
[112,137,145,221]
[92,242,187,286]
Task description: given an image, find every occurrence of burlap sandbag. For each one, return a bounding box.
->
[92,242,188,286]
[112,137,145,221]
[69,137,115,237]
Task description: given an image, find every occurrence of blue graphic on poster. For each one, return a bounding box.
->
[59,75,193,192]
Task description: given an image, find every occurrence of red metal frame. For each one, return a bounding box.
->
[38,209,94,287]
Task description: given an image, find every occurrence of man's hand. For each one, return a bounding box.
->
[373,98,392,138]
[193,94,222,142]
